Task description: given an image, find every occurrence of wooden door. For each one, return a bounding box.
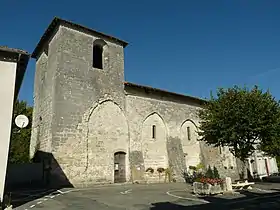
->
[114,152,126,183]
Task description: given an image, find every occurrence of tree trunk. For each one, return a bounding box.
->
[237,158,247,180]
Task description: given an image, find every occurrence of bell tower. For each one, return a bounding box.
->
[30,17,128,186]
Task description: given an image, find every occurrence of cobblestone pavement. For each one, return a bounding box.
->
[13,182,280,210]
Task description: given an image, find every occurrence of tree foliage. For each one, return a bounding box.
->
[9,100,33,164]
[198,85,280,161]
[213,166,220,179]
[205,166,214,178]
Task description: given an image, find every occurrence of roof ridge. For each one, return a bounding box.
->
[32,17,128,59]
[124,81,207,104]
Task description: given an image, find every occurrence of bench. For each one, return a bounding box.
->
[232,180,255,190]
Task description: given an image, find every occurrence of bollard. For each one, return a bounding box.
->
[225,177,233,192]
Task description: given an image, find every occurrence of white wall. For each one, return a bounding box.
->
[0,60,17,201]
[247,153,279,178]
[268,158,278,174]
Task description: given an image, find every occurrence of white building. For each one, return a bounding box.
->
[247,150,278,179]
[0,46,29,203]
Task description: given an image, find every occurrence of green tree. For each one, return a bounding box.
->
[198,85,280,161]
[9,100,33,164]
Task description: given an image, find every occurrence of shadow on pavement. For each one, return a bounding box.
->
[7,187,58,208]
[4,151,74,208]
[150,190,280,209]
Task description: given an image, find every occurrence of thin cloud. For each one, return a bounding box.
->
[247,67,280,81]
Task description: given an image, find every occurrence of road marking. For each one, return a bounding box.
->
[57,189,76,194]
[166,190,210,203]
[120,189,132,194]
[20,189,66,210]
[167,189,280,206]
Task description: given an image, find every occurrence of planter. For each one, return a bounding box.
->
[211,183,224,194]
[193,182,224,195]
[193,182,211,195]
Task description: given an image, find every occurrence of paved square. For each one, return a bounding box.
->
[13,183,280,210]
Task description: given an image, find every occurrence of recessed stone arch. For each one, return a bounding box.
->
[93,38,107,47]
[180,119,201,169]
[141,112,168,170]
[87,100,129,183]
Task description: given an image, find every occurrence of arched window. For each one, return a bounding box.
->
[93,44,103,69]
[187,126,191,140]
[152,125,156,139]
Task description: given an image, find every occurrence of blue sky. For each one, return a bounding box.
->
[2,0,280,105]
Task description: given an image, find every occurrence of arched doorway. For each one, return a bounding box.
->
[88,100,129,183]
[114,152,126,183]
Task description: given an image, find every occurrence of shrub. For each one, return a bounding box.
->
[213,166,220,178]
[189,165,197,170]
[183,170,205,184]
[146,167,154,173]
[205,166,214,178]
[183,172,192,183]
[157,167,165,173]
[196,163,205,171]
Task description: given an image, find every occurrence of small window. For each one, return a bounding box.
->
[93,44,103,69]
[187,126,191,140]
[152,125,156,139]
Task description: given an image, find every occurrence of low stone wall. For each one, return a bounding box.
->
[193,177,234,195]
[144,172,167,183]
[193,182,225,195]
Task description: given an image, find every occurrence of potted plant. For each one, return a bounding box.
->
[157,167,165,182]
[145,167,154,173]
[193,166,225,195]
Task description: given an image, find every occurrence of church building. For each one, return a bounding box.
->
[30,17,268,187]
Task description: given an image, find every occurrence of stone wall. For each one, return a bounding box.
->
[144,171,167,183]
[200,142,240,180]
[125,89,203,182]
[30,29,60,157]
[125,88,241,182]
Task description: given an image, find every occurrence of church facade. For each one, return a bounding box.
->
[30,17,248,187]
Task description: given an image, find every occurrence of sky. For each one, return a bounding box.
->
[1,0,280,105]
